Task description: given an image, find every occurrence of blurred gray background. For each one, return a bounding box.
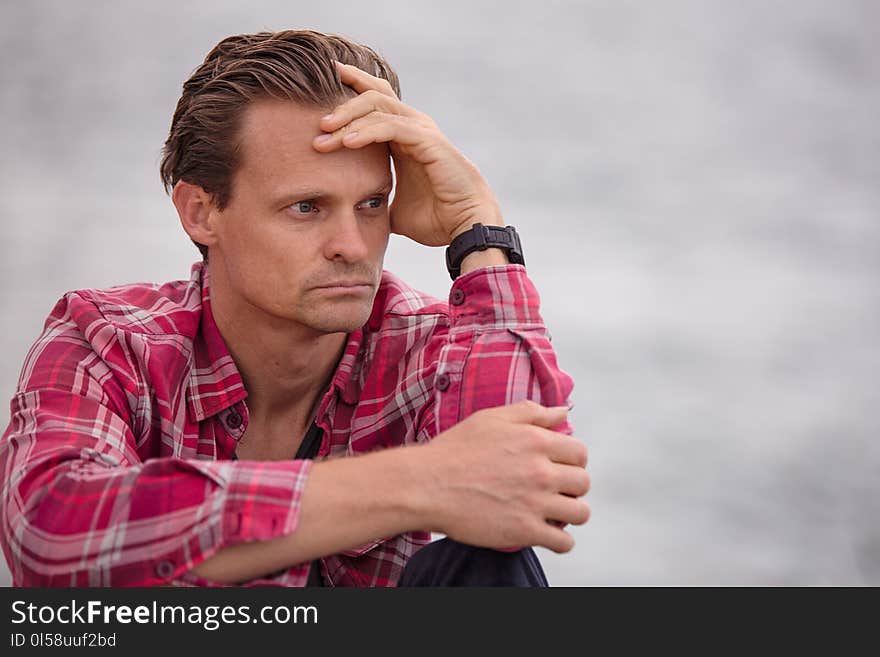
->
[1,0,878,586]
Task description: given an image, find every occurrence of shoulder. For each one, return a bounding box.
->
[49,263,204,341]
[15,264,206,408]
[26,264,205,384]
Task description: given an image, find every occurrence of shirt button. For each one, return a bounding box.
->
[226,411,243,430]
[451,289,466,306]
[155,561,175,579]
[436,373,451,391]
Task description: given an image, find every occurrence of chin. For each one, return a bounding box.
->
[302,305,372,334]
[306,319,368,334]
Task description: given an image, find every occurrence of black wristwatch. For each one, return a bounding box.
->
[445,223,525,280]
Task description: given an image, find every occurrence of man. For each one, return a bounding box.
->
[0,30,589,587]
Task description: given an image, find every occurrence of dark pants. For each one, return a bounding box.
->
[396,538,549,587]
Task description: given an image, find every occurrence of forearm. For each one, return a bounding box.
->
[190,443,431,584]
[195,403,587,585]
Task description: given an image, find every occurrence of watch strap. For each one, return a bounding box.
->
[445,223,525,280]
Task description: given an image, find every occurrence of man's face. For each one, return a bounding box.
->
[210,99,393,334]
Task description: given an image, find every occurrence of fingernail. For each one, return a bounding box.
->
[342,131,359,141]
[322,113,335,122]
[315,134,332,144]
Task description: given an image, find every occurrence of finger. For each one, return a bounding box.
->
[334,60,398,99]
[313,111,406,151]
[553,463,591,496]
[544,494,591,527]
[313,110,383,151]
[500,399,570,427]
[533,520,575,554]
[320,89,417,133]
[332,113,427,151]
[542,434,588,468]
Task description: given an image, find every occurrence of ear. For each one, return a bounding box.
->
[172,181,220,249]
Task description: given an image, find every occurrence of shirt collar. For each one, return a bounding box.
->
[186,261,367,423]
[186,262,248,423]
[326,325,365,408]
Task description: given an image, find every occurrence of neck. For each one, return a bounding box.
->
[207,265,347,424]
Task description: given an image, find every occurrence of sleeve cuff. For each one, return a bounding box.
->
[448,265,544,328]
[162,459,313,587]
[220,458,312,544]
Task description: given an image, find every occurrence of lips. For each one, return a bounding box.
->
[315,281,372,288]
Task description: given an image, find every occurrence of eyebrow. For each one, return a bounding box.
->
[273,179,394,205]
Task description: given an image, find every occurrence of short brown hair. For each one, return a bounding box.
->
[160,29,401,260]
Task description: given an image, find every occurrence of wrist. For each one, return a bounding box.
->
[398,442,447,534]
[389,443,441,533]
[447,203,503,244]
[458,248,510,276]
[445,222,524,280]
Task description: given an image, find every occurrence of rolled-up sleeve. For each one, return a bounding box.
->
[0,304,312,587]
[427,264,575,436]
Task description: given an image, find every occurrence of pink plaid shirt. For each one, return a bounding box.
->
[0,261,573,587]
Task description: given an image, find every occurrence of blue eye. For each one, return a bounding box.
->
[293,200,316,214]
[361,197,386,210]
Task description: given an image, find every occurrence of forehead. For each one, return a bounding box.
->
[235,99,391,192]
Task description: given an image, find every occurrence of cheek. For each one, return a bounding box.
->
[368,216,391,250]
[224,230,309,292]
[225,214,300,262]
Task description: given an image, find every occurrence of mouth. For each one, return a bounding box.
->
[313,281,373,292]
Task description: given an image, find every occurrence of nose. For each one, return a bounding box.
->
[323,209,371,263]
